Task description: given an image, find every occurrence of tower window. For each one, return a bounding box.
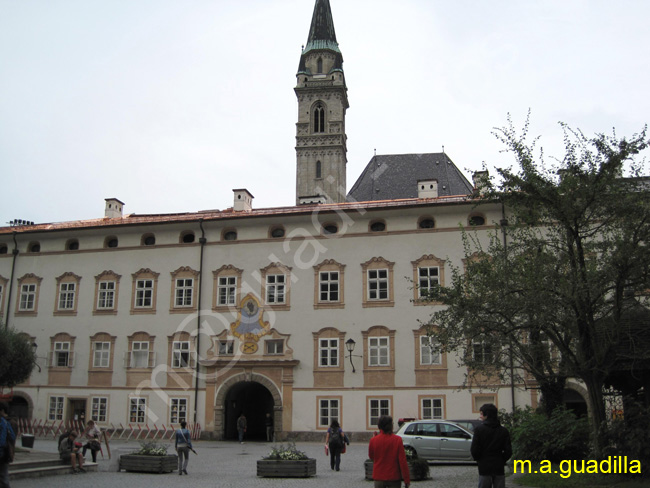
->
[316,161,322,179]
[313,104,325,133]
[317,57,323,74]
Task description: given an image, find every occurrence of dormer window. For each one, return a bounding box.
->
[313,103,325,133]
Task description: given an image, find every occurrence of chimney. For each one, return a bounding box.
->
[417,180,438,199]
[104,198,125,218]
[233,189,254,212]
[472,171,490,194]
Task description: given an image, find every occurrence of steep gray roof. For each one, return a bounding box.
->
[347,153,474,202]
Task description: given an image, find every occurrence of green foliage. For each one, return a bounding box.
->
[132,442,169,456]
[505,406,589,463]
[601,402,650,478]
[264,443,309,460]
[0,327,37,387]
[404,445,430,479]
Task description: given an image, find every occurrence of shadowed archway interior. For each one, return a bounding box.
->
[224,381,275,441]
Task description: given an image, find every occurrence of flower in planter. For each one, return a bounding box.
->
[131,441,169,456]
[264,443,309,461]
[404,446,430,479]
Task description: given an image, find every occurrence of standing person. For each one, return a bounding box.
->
[265,413,273,442]
[0,402,16,488]
[236,413,247,444]
[324,420,347,471]
[368,415,410,488]
[470,403,512,488]
[82,420,102,462]
[59,431,85,474]
[175,421,193,475]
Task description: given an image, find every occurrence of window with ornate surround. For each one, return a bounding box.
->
[361,257,394,308]
[49,333,75,368]
[472,393,497,413]
[170,397,189,424]
[212,265,243,311]
[16,273,42,316]
[367,397,392,430]
[317,396,341,430]
[412,254,445,305]
[48,396,65,421]
[93,270,121,315]
[170,266,199,313]
[129,396,147,423]
[130,268,159,314]
[88,332,116,387]
[312,328,345,388]
[412,328,448,387]
[54,272,82,316]
[361,326,396,387]
[420,396,445,419]
[313,259,345,309]
[90,396,108,423]
[126,332,155,369]
[260,262,292,311]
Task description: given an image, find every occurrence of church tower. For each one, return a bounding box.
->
[295,0,349,205]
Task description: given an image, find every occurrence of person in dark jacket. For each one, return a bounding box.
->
[470,403,512,488]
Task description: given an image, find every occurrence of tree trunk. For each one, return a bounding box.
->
[581,373,607,457]
[538,378,566,417]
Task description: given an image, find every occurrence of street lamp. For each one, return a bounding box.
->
[345,338,362,373]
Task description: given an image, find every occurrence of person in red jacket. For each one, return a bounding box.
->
[368,415,410,488]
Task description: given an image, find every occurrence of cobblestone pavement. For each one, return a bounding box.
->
[12,439,521,488]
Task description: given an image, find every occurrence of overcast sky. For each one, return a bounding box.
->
[1,0,649,226]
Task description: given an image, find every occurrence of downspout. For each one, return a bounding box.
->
[194,219,206,424]
[4,232,19,330]
[500,202,516,413]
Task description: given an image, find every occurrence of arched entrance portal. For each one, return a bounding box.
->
[224,382,274,441]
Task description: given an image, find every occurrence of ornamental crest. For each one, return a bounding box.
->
[230,294,271,353]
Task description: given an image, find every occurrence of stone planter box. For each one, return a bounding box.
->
[364,459,429,481]
[257,458,317,478]
[118,454,178,473]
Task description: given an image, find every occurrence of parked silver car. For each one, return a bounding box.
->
[396,420,474,461]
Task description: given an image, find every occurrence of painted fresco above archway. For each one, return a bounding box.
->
[230,293,271,354]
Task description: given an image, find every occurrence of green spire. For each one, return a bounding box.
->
[303,0,340,54]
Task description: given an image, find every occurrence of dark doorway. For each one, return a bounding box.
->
[224,382,274,441]
[564,389,588,418]
[9,396,29,419]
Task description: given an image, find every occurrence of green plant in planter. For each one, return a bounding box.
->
[404,446,430,480]
[264,443,309,460]
[131,441,169,456]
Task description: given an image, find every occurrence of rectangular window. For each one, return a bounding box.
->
[48,396,64,421]
[217,276,237,306]
[172,341,190,368]
[319,398,339,428]
[19,284,36,311]
[369,398,391,427]
[418,266,440,298]
[266,274,286,304]
[170,398,188,424]
[420,336,441,365]
[97,281,115,309]
[319,338,339,367]
[369,337,389,366]
[131,342,149,368]
[421,398,443,419]
[93,342,110,368]
[218,341,234,355]
[53,341,71,367]
[91,397,108,423]
[58,282,76,310]
[319,271,339,302]
[135,279,153,308]
[174,278,193,307]
[129,397,146,423]
[367,269,388,300]
[265,340,284,355]
[472,339,493,365]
